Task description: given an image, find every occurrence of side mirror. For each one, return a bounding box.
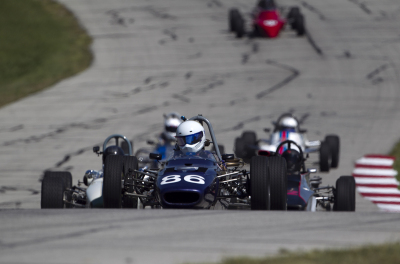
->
[263,128,271,133]
[204,139,211,147]
[147,140,155,145]
[93,146,100,153]
[222,154,234,160]
[149,153,162,160]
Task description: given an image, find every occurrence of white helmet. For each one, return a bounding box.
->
[175,121,205,154]
[279,116,298,130]
[163,112,182,141]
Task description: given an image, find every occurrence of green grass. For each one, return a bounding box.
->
[191,243,400,264]
[388,140,400,189]
[0,0,92,107]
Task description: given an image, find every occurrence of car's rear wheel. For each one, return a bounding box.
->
[229,8,239,32]
[242,131,257,159]
[103,155,124,208]
[319,141,331,172]
[325,135,340,168]
[123,156,138,209]
[233,11,245,38]
[234,137,245,159]
[268,156,287,210]
[294,13,305,36]
[287,6,300,29]
[250,156,270,210]
[334,176,356,211]
[41,173,65,209]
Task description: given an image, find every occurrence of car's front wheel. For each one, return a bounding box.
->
[334,176,356,211]
[103,155,124,208]
[250,156,270,210]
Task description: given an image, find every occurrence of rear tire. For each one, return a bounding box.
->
[287,6,300,29]
[233,12,245,38]
[229,8,239,32]
[41,173,65,209]
[103,155,124,208]
[123,156,138,209]
[268,156,287,210]
[234,137,246,158]
[325,135,340,168]
[250,156,270,210]
[319,141,331,172]
[334,176,356,211]
[294,13,305,36]
[242,131,257,159]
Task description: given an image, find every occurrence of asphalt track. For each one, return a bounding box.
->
[1,0,400,263]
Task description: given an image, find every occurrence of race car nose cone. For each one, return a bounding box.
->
[263,19,278,27]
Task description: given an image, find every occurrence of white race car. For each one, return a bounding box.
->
[234,113,340,172]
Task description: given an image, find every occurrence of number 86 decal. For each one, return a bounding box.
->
[160,175,205,185]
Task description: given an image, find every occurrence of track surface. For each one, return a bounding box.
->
[1,0,400,263]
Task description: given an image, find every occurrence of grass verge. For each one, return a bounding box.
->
[0,0,92,108]
[388,140,400,189]
[192,243,400,264]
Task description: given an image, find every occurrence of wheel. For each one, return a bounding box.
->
[103,155,124,208]
[121,140,133,155]
[325,135,340,168]
[122,156,138,209]
[334,176,356,211]
[229,8,239,32]
[319,141,331,172]
[250,156,270,210]
[287,6,300,29]
[233,12,245,38]
[234,137,245,158]
[268,156,287,210]
[41,173,65,208]
[294,13,305,36]
[242,131,257,159]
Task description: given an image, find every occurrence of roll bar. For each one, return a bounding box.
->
[188,115,222,160]
[102,134,133,155]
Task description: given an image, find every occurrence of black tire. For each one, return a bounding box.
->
[294,13,305,36]
[319,141,331,172]
[229,8,239,32]
[123,156,138,209]
[334,176,356,211]
[103,155,124,208]
[287,6,300,29]
[234,137,246,158]
[121,140,133,155]
[325,135,340,168]
[41,173,65,209]
[233,12,245,38]
[242,131,257,159]
[268,156,287,210]
[250,156,270,210]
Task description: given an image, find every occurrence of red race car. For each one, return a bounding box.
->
[229,0,305,38]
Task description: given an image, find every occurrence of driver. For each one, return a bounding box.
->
[277,115,298,132]
[281,149,303,173]
[174,120,215,160]
[160,112,182,144]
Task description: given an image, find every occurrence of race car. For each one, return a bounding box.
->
[41,134,138,208]
[234,113,340,172]
[229,0,305,38]
[259,140,355,211]
[131,115,288,210]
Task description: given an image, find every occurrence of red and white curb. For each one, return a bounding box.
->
[353,155,400,212]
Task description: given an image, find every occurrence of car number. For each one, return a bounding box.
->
[160,175,205,185]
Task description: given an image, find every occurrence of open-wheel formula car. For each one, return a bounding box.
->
[234,113,340,172]
[111,115,288,210]
[41,134,138,208]
[259,140,355,211]
[229,0,305,38]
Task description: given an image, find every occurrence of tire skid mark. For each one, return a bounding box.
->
[301,1,326,20]
[366,64,388,85]
[256,60,300,99]
[0,186,39,195]
[172,94,190,103]
[347,0,372,15]
[306,31,323,56]
[217,115,271,132]
[207,0,223,8]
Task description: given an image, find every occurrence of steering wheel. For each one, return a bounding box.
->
[275,140,304,158]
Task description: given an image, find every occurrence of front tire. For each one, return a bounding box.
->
[103,155,124,208]
[250,156,270,210]
[319,141,331,172]
[41,172,65,209]
[334,176,356,211]
[268,156,287,210]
